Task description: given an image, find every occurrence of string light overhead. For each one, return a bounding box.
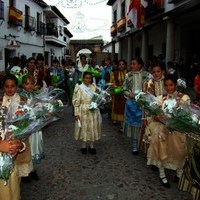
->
[55,0,107,8]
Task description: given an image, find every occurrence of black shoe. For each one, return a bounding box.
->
[151,165,158,172]
[21,176,32,183]
[88,147,96,155]
[81,148,87,154]
[173,175,180,183]
[160,177,170,188]
[29,170,39,180]
[112,121,117,125]
[119,128,123,133]
[132,151,138,155]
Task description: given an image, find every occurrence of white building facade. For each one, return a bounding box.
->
[44,6,73,66]
[0,0,47,70]
[0,0,72,71]
[107,0,200,71]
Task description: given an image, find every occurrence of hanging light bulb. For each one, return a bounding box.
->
[71,11,86,33]
[65,0,82,8]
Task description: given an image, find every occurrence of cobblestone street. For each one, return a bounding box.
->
[21,107,192,200]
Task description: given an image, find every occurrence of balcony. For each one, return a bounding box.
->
[24,15,36,31]
[117,17,126,32]
[37,21,45,35]
[110,23,117,37]
[0,0,4,20]
[45,23,66,47]
[145,0,164,19]
[8,7,23,26]
[46,23,58,37]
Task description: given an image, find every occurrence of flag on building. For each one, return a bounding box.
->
[127,0,148,29]
[9,7,23,26]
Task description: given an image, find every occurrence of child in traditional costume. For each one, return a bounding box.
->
[141,64,165,153]
[72,72,101,155]
[146,74,189,188]
[1,74,33,183]
[20,75,44,180]
[109,59,127,131]
[123,58,146,155]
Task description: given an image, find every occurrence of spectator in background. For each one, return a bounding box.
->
[36,55,45,87]
[194,66,200,104]
[111,60,118,72]
[99,57,112,90]
[110,59,127,131]
[50,59,64,88]
[74,54,90,84]
[23,57,40,89]
[62,58,75,105]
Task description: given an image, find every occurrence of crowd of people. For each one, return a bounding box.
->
[72,54,200,200]
[0,53,200,200]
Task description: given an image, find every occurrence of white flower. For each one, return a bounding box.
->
[191,114,199,123]
[89,102,98,110]
[162,99,178,114]
[43,103,54,112]
[55,100,63,107]
[177,78,186,88]
[135,91,145,101]
[8,125,18,131]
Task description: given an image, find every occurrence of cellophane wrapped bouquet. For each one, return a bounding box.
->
[162,99,200,136]
[135,91,163,116]
[89,86,111,110]
[135,90,200,140]
[0,86,64,184]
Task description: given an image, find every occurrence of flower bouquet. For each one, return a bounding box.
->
[162,99,200,134]
[0,88,64,183]
[0,106,14,184]
[135,91,163,116]
[89,87,111,110]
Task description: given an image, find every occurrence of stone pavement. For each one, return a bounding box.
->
[21,107,192,200]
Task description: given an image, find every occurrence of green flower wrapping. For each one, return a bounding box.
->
[52,75,60,83]
[114,87,122,95]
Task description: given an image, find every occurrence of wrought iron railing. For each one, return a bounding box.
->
[37,21,46,35]
[24,15,36,31]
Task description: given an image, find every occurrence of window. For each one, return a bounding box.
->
[25,5,30,29]
[121,1,125,17]
[0,1,4,19]
[9,0,15,7]
[36,12,42,33]
[113,10,117,23]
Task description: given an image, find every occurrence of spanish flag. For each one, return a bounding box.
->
[9,7,23,26]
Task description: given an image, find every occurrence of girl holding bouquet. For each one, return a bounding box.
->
[0,74,32,199]
[141,64,165,153]
[72,71,101,155]
[21,75,44,179]
[146,74,190,188]
[1,74,33,183]
[109,59,127,132]
[123,57,146,155]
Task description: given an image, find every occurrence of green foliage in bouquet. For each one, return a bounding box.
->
[135,91,163,116]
